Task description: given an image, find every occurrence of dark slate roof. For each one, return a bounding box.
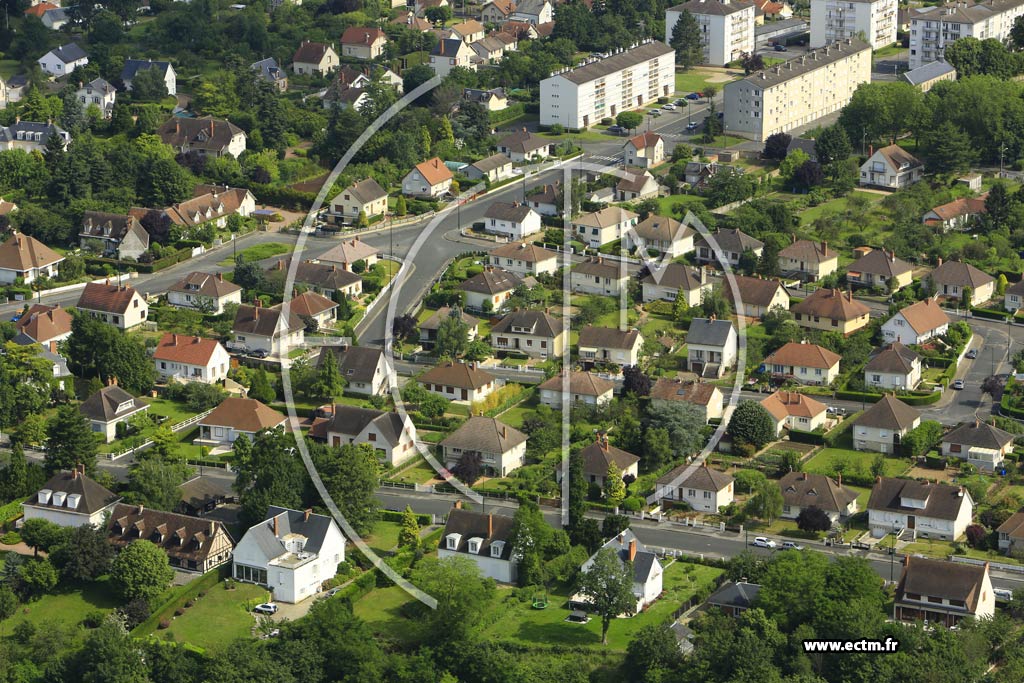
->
[578,325,640,350]
[178,475,235,512]
[896,556,987,612]
[778,471,857,513]
[79,385,147,422]
[903,60,956,86]
[25,469,119,515]
[578,438,639,477]
[868,478,971,521]
[484,201,534,223]
[864,343,919,374]
[786,137,818,161]
[458,267,522,294]
[490,309,560,338]
[942,421,1014,450]
[440,416,527,453]
[854,395,920,431]
[641,263,705,291]
[670,0,754,16]
[48,43,87,64]
[265,258,362,293]
[246,506,337,558]
[695,228,763,254]
[316,345,384,385]
[708,581,761,610]
[736,38,870,88]
[121,58,173,82]
[309,404,406,447]
[251,57,287,83]
[584,528,659,584]
[686,318,734,347]
[442,508,515,560]
[552,41,674,85]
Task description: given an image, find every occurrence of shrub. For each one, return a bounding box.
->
[184,600,194,608]
[621,496,644,512]
[81,610,106,628]
[158,619,170,629]
[965,524,988,549]
[1,531,21,544]
[174,608,185,616]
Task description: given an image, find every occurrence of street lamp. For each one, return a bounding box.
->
[889,523,899,582]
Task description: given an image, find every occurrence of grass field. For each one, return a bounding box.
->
[498,394,540,429]
[353,585,422,643]
[218,242,293,266]
[3,577,121,634]
[656,193,707,217]
[675,72,734,94]
[703,134,747,148]
[798,191,884,226]
[161,582,268,651]
[389,459,439,485]
[366,520,403,554]
[804,448,910,479]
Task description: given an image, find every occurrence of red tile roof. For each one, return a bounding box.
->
[153,333,223,366]
[76,281,141,314]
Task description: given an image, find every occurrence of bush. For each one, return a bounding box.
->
[158,619,170,629]
[174,608,185,616]
[1,531,21,544]
[81,610,106,628]
[965,524,988,549]
[621,496,644,512]
[184,600,194,608]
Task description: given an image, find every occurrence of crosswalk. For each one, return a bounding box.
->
[587,154,621,165]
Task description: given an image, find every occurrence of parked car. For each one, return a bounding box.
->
[966,349,978,359]
[952,379,965,390]
[752,537,777,548]
[781,541,805,551]
[250,349,269,359]
[674,98,686,106]
[774,44,788,51]
[253,603,278,615]
[649,109,662,117]
[686,121,699,131]
[994,588,1014,602]
[326,587,343,598]
[685,92,701,100]
[662,103,676,111]
[827,406,847,416]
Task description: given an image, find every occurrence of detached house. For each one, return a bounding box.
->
[76,281,148,330]
[578,326,643,368]
[279,291,338,328]
[419,307,480,349]
[79,211,150,260]
[941,420,1014,472]
[694,228,763,268]
[997,512,1024,554]
[571,257,628,297]
[488,241,559,277]
[315,345,390,395]
[310,404,417,467]
[429,38,477,78]
[792,288,871,334]
[442,416,527,477]
[75,77,116,118]
[292,40,339,75]
[868,477,974,541]
[0,231,64,285]
[121,59,176,96]
[157,116,247,158]
[317,237,379,271]
[650,379,724,422]
[723,275,789,318]
[167,272,242,314]
[573,207,639,248]
[402,157,453,198]
[340,27,388,60]
[882,298,949,345]
[252,57,288,91]
[230,302,305,357]
[626,214,695,258]
[779,471,859,523]
[483,202,541,240]
[761,391,828,436]
[38,43,88,77]
[1005,279,1024,312]
[764,341,841,385]
[481,0,516,23]
[510,0,553,24]
[923,195,988,232]
[466,152,514,182]
[526,182,560,216]
[894,557,995,627]
[439,505,517,583]
[490,308,565,358]
[154,333,231,384]
[496,129,550,162]
[564,435,640,488]
[860,144,923,189]
[846,247,913,291]
[853,395,921,454]
[778,239,838,281]
[686,317,737,378]
[641,263,709,305]
[538,371,615,408]
[924,259,995,307]
[328,178,388,225]
[623,131,664,168]
[14,303,72,347]
[576,529,662,614]
[135,185,256,234]
[197,397,287,446]
[864,343,922,390]
[233,506,346,603]
[654,463,734,512]
[80,382,150,442]
[107,504,234,574]
[418,361,498,402]
[0,121,70,153]
[448,19,486,43]
[615,169,660,202]
[22,467,120,529]
[459,267,522,312]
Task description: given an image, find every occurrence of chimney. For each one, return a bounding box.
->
[173,333,178,345]
[209,119,215,136]
[304,508,312,522]
[837,473,842,487]
[937,257,943,266]
[501,425,507,439]
[628,539,637,562]
[618,532,624,544]
[488,514,493,537]
[209,521,216,536]
[138,504,144,514]
[440,40,445,55]
[821,240,827,255]
[72,467,78,480]
[454,500,463,509]
[273,515,279,537]
[218,272,224,281]
[49,341,57,354]
[958,486,964,497]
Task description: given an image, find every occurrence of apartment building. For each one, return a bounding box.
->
[665,0,756,67]
[540,41,675,129]
[723,37,871,142]
[810,0,898,49]
[908,0,1024,70]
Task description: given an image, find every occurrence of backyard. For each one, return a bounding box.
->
[365,520,403,554]
[96,397,202,456]
[217,242,293,266]
[1,575,121,636]
[159,581,269,652]
[803,448,910,480]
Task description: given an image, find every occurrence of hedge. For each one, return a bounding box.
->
[381,509,431,526]
[835,390,884,403]
[0,499,24,530]
[788,429,825,445]
[251,183,317,211]
[971,307,1010,321]
[85,247,193,274]
[133,565,229,637]
[834,389,940,406]
[490,102,526,125]
[1001,391,1024,419]
[923,356,957,368]
[897,391,943,406]
[823,411,862,447]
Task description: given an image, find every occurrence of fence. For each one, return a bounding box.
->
[948,555,1024,574]
[107,408,214,460]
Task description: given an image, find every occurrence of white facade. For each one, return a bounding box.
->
[811,0,898,49]
[155,343,231,384]
[539,385,613,408]
[168,286,242,315]
[666,1,756,66]
[323,416,417,468]
[908,1,1024,70]
[484,207,542,240]
[865,363,922,391]
[429,40,477,78]
[540,41,675,129]
[854,419,919,454]
[38,49,88,77]
[869,492,974,541]
[438,537,517,584]
[233,327,304,358]
[78,293,148,330]
[443,439,526,478]
[678,480,734,512]
[881,311,948,346]
[570,269,628,297]
[488,252,558,277]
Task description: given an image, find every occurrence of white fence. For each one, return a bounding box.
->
[107,408,214,461]
[948,555,1024,574]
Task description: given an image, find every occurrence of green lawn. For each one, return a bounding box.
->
[804,448,910,479]
[353,585,422,644]
[98,398,201,455]
[3,577,121,634]
[674,72,734,94]
[702,134,747,148]
[497,394,540,429]
[656,193,707,217]
[161,582,269,651]
[798,191,883,225]
[217,242,294,266]
[873,45,906,59]
[366,520,403,554]
[0,60,18,79]
[389,459,439,485]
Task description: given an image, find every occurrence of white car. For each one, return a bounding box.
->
[662,103,676,110]
[752,537,777,548]
[253,603,278,615]
[781,541,805,551]
[994,588,1014,602]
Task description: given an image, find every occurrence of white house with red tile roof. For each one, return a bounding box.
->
[760,390,828,436]
[0,231,64,285]
[340,27,388,60]
[76,281,148,329]
[153,333,231,384]
[197,397,287,446]
[763,341,841,385]
[623,131,664,168]
[882,298,950,345]
[402,157,453,197]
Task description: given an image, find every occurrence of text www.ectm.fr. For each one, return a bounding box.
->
[802,638,900,653]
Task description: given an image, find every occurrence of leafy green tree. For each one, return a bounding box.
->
[763,133,792,161]
[645,401,706,464]
[727,400,776,449]
[45,404,98,474]
[410,556,496,644]
[779,148,809,188]
[235,428,308,527]
[315,443,380,536]
[310,348,346,399]
[814,124,852,166]
[0,584,17,621]
[248,367,276,403]
[395,194,407,217]
[65,315,155,394]
[50,524,115,582]
[110,539,175,604]
[700,286,732,320]
[398,505,421,550]
[921,120,977,174]
[616,111,643,132]
[745,478,784,523]
[435,313,470,360]
[567,448,588,532]
[901,419,944,457]
[603,462,626,506]
[129,65,169,102]
[625,623,685,682]
[575,547,636,644]
[20,518,67,557]
[126,458,192,511]
[70,614,149,683]
[510,501,552,587]
[18,558,58,600]
[670,10,703,68]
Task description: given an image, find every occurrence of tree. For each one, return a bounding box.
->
[814,124,852,166]
[50,523,114,582]
[670,9,703,68]
[901,419,944,457]
[18,558,58,600]
[645,401,706,464]
[921,120,977,174]
[398,506,420,550]
[127,458,192,511]
[616,111,643,132]
[45,404,98,474]
[746,479,784,523]
[129,65,168,102]
[236,428,308,528]
[71,615,150,683]
[451,450,483,485]
[356,210,369,229]
[727,400,776,449]
[741,52,765,75]
[603,462,626,506]
[622,365,651,396]
[567,448,587,532]
[575,547,636,644]
[395,195,408,217]
[702,101,723,143]
[763,132,792,161]
[315,443,380,536]
[779,148,810,188]
[409,556,496,644]
[699,286,731,319]
[625,624,684,682]
[392,313,418,341]
[796,506,833,533]
[435,313,470,359]
[20,518,66,557]
[110,539,175,604]
[309,348,346,399]
[425,5,452,23]
[793,160,824,191]
[3,440,28,500]
[509,501,551,587]
[0,585,17,621]
[248,367,276,403]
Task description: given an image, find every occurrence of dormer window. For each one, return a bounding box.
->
[491,540,505,558]
[445,532,461,550]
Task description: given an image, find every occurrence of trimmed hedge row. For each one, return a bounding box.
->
[85,247,194,274]
[490,102,526,125]
[0,499,24,530]
[133,565,228,637]
[835,389,940,406]
[251,183,317,211]
[971,307,1010,321]
[788,429,825,445]
[823,411,861,447]
[381,509,431,526]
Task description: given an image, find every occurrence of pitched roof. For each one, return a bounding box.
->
[309,404,407,446]
[695,228,763,254]
[470,152,513,174]
[574,205,637,228]
[121,58,172,81]
[292,40,334,63]
[737,38,871,88]
[79,384,147,422]
[80,211,145,242]
[167,271,242,298]
[760,390,827,421]
[670,0,754,16]
[199,397,286,433]
[527,182,560,205]
[432,37,470,57]
[450,19,485,36]
[764,341,841,369]
[484,0,516,14]
[896,556,988,612]
[315,345,385,384]
[340,26,387,45]
[779,238,837,264]
[578,325,640,350]
[551,41,674,86]
[178,474,234,512]
[497,129,550,154]
[76,281,141,314]
[441,508,515,560]
[579,438,640,476]
[0,232,63,272]
[265,258,362,293]
[489,240,558,263]
[791,288,870,321]
[490,309,561,337]
[157,116,245,154]
[538,371,614,396]
[650,378,720,406]
[868,477,971,521]
[391,11,433,30]
[24,2,58,16]
[686,318,734,347]
[723,275,788,308]
[153,333,224,366]
[903,60,957,86]
[458,267,522,294]
[875,144,922,171]
[107,503,232,565]
[927,195,987,222]
[232,303,305,337]
[778,471,858,514]
[410,157,453,186]
[679,463,734,492]
[252,57,286,83]
[79,77,116,95]
[632,214,693,244]
[441,416,526,453]
[854,395,921,431]
[150,185,252,229]
[46,43,88,64]
[1008,279,1024,297]
[708,581,761,609]
[864,343,920,374]
[616,170,658,194]
[15,304,71,343]
[942,420,1014,450]
[895,298,950,335]
[242,506,337,561]
[419,362,496,389]
[928,260,994,289]
[335,178,387,206]
[25,469,119,515]
[484,201,535,223]
[573,256,624,280]
[997,511,1024,540]
[626,131,662,151]
[419,306,480,332]
[278,291,337,318]
[583,528,659,584]
[846,248,913,278]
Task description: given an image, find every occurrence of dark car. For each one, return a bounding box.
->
[774,44,788,51]
[686,121,699,131]
[685,92,701,100]
[606,124,624,135]
[966,349,978,359]
[250,349,269,359]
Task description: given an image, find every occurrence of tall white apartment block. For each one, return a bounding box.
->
[810,0,898,49]
[540,41,675,129]
[724,37,871,142]
[666,0,756,67]
[908,0,1024,70]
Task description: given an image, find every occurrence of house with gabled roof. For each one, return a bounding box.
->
[310,404,417,466]
[654,463,734,512]
[1005,279,1024,312]
[197,397,287,446]
[134,185,256,233]
[723,275,789,318]
[761,390,828,436]
[429,38,477,78]
[419,361,498,402]
[510,0,553,24]
[538,371,614,408]
[575,529,662,614]
[860,144,923,189]
[616,168,660,201]
[565,435,640,488]
[315,344,390,395]
[778,238,838,281]
[154,333,231,384]
[792,287,871,334]
[573,206,639,248]
[14,303,72,347]
[853,395,920,453]
[328,178,388,225]
[167,272,242,314]
[882,297,949,345]
[496,128,551,162]
[924,259,995,307]
[471,36,510,63]
[846,247,914,291]
[864,343,922,390]
[80,381,150,442]
[39,43,88,77]
[75,77,116,118]
[292,40,339,75]
[440,504,518,583]
[483,201,541,240]
[706,581,761,617]
[107,503,234,574]
[157,116,246,158]
[488,240,559,276]
[0,121,68,153]
[402,157,453,198]
[419,307,480,349]
[894,556,995,627]
[391,10,433,31]
[481,0,516,23]
[686,317,737,378]
[233,506,346,603]
[265,258,363,300]
[525,182,560,216]
[868,477,973,540]
[779,471,859,523]
[252,57,288,91]
[278,291,338,328]
[76,280,148,330]
[641,262,709,305]
[458,266,522,312]
[490,308,564,358]
[230,301,305,357]
[0,232,63,285]
[623,131,664,168]
[902,59,956,91]
[997,511,1024,553]
[22,465,120,528]
[694,228,763,268]
[340,26,388,60]
[578,326,643,368]
[121,58,176,95]
[626,214,694,258]
[79,211,150,260]
[442,416,527,477]
[571,256,629,296]
[650,378,723,422]
[941,420,1014,472]
[763,341,841,385]
[466,152,514,182]
[447,19,486,42]
[923,194,988,232]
